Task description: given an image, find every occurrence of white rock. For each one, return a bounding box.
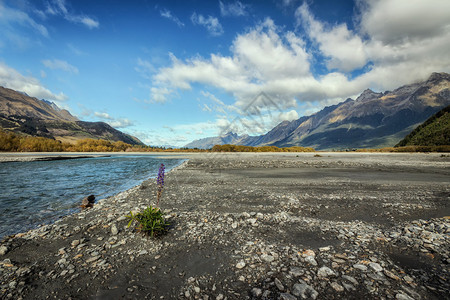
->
[236,260,246,269]
[251,288,262,297]
[369,262,383,272]
[317,266,336,278]
[111,224,119,235]
[330,282,344,292]
[353,264,368,271]
[395,293,415,300]
[261,254,275,263]
[247,218,257,225]
[292,283,318,299]
[216,294,224,300]
[289,267,304,277]
[342,282,356,291]
[342,275,358,286]
[304,255,318,266]
[138,250,148,255]
[274,278,284,291]
[279,293,296,300]
[319,246,330,252]
[0,246,8,256]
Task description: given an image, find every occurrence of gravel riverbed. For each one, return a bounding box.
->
[0,152,449,299]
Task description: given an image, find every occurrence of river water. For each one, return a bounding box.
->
[0,155,185,239]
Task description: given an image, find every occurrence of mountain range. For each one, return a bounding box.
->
[185,72,450,150]
[0,86,144,145]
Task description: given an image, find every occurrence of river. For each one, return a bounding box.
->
[0,154,185,239]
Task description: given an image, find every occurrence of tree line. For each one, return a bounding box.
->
[3,129,447,153]
[211,144,315,152]
[0,129,204,152]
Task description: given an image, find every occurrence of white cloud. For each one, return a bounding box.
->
[215,111,293,136]
[94,112,133,128]
[277,110,299,122]
[45,0,99,29]
[150,86,173,103]
[170,121,217,133]
[77,16,99,29]
[0,62,67,101]
[197,90,301,135]
[294,1,450,84]
[42,59,79,74]
[296,4,367,72]
[201,103,212,112]
[107,119,133,129]
[191,12,224,36]
[94,112,113,120]
[132,129,189,147]
[151,19,316,107]
[150,0,450,141]
[160,9,184,27]
[0,3,48,37]
[219,1,249,17]
[359,0,450,44]
[135,58,155,80]
[200,91,241,115]
[138,121,220,146]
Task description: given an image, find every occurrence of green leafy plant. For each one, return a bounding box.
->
[126,206,170,237]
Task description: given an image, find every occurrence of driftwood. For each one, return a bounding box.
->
[81,195,95,209]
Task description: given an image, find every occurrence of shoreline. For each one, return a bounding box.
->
[0,155,189,240]
[0,152,197,163]
[0,150,447,164]
[0,153,449,299]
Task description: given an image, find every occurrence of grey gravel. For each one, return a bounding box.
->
[0,152,448,300]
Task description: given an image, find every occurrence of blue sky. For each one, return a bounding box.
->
[1,0,449,146]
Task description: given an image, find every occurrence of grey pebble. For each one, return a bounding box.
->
[317,266,335,278]
[279,293,297,300]
[292,283,318,300]
[353,264,368,271]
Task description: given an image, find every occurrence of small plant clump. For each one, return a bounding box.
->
[126,206,169,237]
[125,163,170,237]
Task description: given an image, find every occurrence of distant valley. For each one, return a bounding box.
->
[185,72,450,150]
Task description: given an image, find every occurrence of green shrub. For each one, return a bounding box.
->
[126,206,170,237]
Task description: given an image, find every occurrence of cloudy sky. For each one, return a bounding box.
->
[1,0,449,146]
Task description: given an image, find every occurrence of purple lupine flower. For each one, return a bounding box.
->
[156,163,165,207]
[157,163,165,186]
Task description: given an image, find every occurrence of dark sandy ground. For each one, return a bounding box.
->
[0,152,449,299]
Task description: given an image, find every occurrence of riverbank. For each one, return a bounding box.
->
[0,152,203,163]
[0,153,113,163]
[0,152,449,299]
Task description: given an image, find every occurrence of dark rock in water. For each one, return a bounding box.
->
[81,195,95,208]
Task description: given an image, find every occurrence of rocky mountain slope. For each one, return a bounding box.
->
[184,132,242,149]
[0,86,144,145]
[396,105,450,147]
[186,72,450,150]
